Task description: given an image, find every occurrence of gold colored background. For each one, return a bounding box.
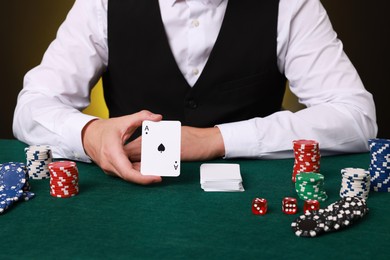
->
[1,0,388,139]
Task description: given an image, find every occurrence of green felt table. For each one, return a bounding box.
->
[1,139,389,259]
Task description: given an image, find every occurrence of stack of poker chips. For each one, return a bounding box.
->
[295,172,328,202]
[291,196,369,237]
[49,161,79,198]
[340,168,370,200]
[368,138,390,192]
[0,162,35,214]
[292,140,321,182]
[25,145,53,179]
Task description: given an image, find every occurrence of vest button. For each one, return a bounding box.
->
[187,99,198,109]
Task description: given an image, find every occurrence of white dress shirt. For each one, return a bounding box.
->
[13,0,377,162]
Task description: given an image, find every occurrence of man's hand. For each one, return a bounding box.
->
[82,110,163,185]
[125,125,225,162]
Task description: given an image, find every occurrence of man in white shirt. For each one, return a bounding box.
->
[13,0,377,185]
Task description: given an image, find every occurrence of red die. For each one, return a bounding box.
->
[252,198,267,215]
[304,200,320,213]
[282,197,298,214]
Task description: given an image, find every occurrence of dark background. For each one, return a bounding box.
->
[1,0,389,139]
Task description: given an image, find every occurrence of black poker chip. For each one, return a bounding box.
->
[315,209,335,232]
[291,211,325,237]
[292,196,369,237]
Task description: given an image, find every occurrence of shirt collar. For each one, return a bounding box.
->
[170,0,225,8]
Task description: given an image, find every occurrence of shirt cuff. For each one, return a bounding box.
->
[56,112,98,162]
[216,119,262,158]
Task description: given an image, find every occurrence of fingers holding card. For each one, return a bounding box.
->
[140,120,181,177]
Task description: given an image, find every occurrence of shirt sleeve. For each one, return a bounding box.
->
[217,0,377,159]
[13,0,109,162]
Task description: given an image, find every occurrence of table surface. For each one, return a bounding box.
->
[1,139,389,259]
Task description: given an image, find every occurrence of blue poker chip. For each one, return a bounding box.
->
[21,191,35,201]
[368,139,390,193]
[372,186,390,192]
[2,188,24,202]
[1,161,36,214]
[0,188,24,214]
[0,162,27,191]
[0,201,10,214]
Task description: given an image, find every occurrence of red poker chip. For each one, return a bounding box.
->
[49,169,77,175]
[50,189,79,194]
[48,160,80,198]
[50,185,78,191]
[50,182,78,188]
[50,185,79,190]
[297,167,320,171]
[294,148,319,151]
[49,160,76,168]
[50,186,78,190]
[296,157,319,161]
[50,185,78,190]
[294,163,320,168]
[293,139,319,146]
[49,167,78,173]
[50,181,78,186]
[293,146,319,151]
[50,176,79,182]
[292,140,321,183]
[295,158,320,161]
[50,180,78,186]
[50,192,79,197]
[50,178,78,185]
[50,177,78,182]
[49,169,78,176]
[50,172,78,177]
[49,165,78,170]
[50,192,78,198]
[50,188,79,194]
[50,171,77,177]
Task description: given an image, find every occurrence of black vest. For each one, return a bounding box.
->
[103,0,286,130]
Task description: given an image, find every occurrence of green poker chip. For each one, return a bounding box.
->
[295,172,328,202]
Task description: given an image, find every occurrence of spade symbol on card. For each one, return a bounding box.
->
[174,161,178,170]
[157,143,165,153]
[144,125,149,135]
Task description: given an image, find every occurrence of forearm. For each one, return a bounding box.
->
[13,92,97,162]
[181,126,225,161]
[12,0,107,162]
[217,102,377,159]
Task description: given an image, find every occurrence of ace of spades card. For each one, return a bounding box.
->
[140,120,181,176]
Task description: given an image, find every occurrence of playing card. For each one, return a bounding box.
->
[140,120,181,176]
[200,163,244,192]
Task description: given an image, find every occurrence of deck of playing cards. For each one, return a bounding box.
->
[200,163,244,192]
[140,120,181,177]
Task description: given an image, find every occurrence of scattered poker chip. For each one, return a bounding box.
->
[25,145,53,180]
[21,191,35,201]
[1,188,24,202]
[0,162,27,191]
[368,139,390,192]
[339,167,370,200]
[315,209,336,232]
[292,140,321,182]
[292,196,369,237]
[291,210,325,237]
[48,161,79,198]
[0,162,33,215]
[295,172,328,202]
